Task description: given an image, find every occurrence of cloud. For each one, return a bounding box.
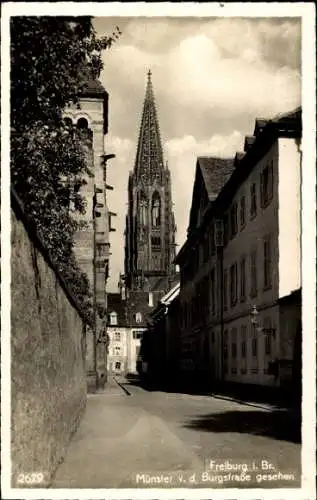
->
[105,136,135,290]
[96,17,301,291]
[166,131,244,251]
[165,32,300,116]
[100,17,300,144]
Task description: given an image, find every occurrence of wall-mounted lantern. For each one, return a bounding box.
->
[250,305,276,337]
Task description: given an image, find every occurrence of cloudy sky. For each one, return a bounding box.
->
[93,16,301,292]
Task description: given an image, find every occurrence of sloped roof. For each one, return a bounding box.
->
[79,77,109,134]
[198,157,235,202]
[244,136,256,151]
[272,107,301,123]
[107,293,127,326]
[253,107,301,137]
[81,78,106,96]
[127,290,158,327]
[107,291,157,328]
[176,108,301,265]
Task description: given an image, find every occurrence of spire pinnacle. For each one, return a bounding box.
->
[145,69,154,101]
[134,71,164,182]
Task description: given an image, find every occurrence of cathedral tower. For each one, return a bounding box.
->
[125,71,177,292]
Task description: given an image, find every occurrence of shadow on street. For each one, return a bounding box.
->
[182,409,301,444]
[123,374,301,445]
[124,373,300,410]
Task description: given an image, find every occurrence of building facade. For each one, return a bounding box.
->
[140,282,181,386]
[63,78,115,390]
[175,157,235,387]
[175,108,302,392]
[106,283,154,377]
[124,71,177,297]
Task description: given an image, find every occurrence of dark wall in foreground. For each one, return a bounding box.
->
[11,195,87,487]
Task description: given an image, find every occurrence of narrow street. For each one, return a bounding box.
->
[52,376,301,489]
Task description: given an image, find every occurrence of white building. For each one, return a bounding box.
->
[106,288,154,377]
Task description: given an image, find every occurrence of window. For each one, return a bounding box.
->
[209,224,216,255]
[135,312,142,323]
[241,325,247,358]
[230,202,238,238]
[114,332,121,341]
[151,193,161,227]
[223,269,228,311]
[231,328,237,358]
[260,161,273,207]
[264,317,272,355]
[96,243,106,257]
[250,249,257,297]
[109,311,117,325]
[114,346,121,355]
[240,196,246,228]
[263,235,272,289]
[136,345,141,358]
[251,337,257,357]
[133,331,143,339]
[210,269,216,316]
[151,236,161,246]
[115,361,121,370]
[240,256,246,302]
[152,253,160,271]
[203,235,209,262]
[224,330,228,359]
[223,212,229,246]
[230,262,238,307]
[265,334,272,356]
[250,183,257,218]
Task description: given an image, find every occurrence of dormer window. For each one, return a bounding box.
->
[109,311,118,325]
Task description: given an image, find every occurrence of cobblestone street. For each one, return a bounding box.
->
[52,377,301,489]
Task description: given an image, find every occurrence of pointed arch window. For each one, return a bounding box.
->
[152,192,161,227]
[139,192,147,226]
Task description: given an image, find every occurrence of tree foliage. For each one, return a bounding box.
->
[11,17,120,323]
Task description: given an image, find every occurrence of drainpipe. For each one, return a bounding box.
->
[220,246,225,385]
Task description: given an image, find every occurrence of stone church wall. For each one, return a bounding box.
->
[11,193,87,487]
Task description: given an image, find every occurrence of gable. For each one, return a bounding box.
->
[188,163,209,234]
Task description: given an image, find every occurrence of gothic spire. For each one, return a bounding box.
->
[134,70,164,183]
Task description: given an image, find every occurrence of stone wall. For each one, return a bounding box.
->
[11,193,87,487]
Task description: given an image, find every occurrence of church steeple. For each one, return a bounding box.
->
[134,70,164,183]
[125,71,177,293]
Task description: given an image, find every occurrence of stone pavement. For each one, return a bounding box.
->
[51,381,203,488]
[51,377,301,489]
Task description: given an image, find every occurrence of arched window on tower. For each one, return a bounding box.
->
[139,192,147,226]
[76,117,93,143]
[152,192,161,227]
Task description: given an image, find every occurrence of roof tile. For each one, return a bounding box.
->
[197,157,235,202]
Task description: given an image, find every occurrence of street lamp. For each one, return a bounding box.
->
[250,305,276,337]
